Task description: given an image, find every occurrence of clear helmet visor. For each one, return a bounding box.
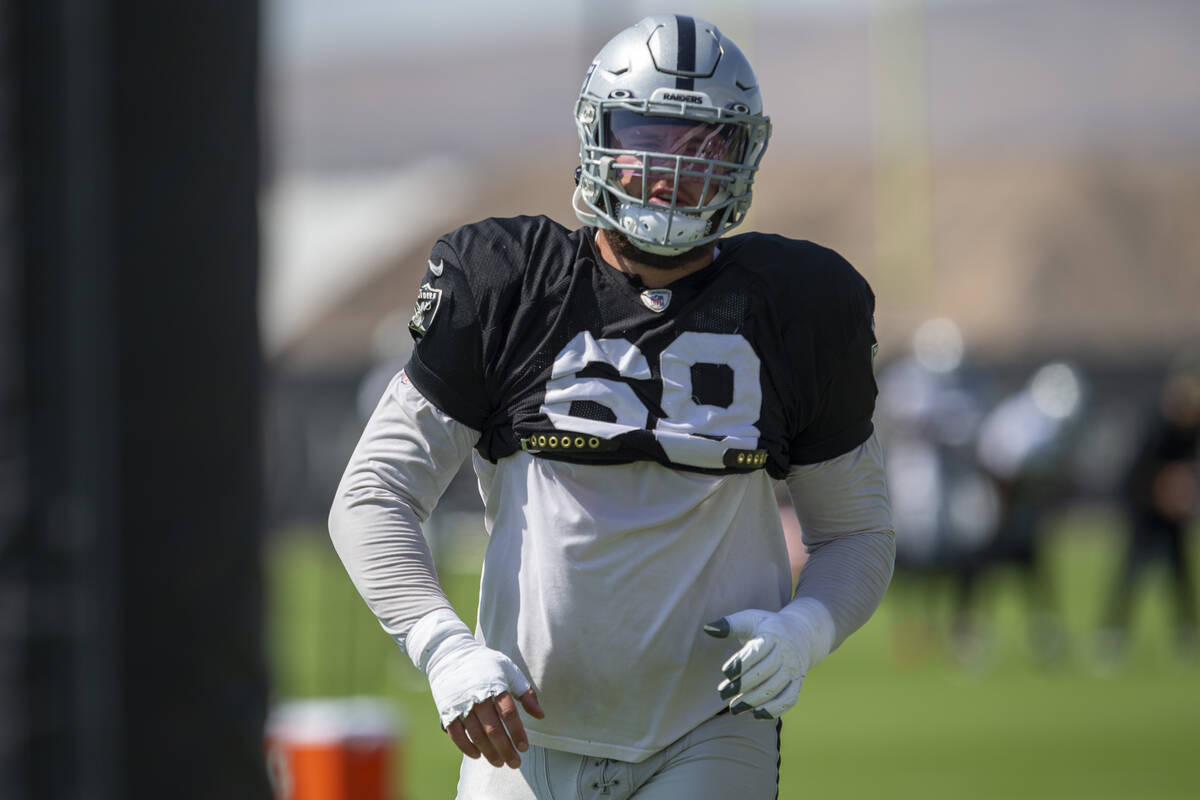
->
[603,111,748,210]
[604,110,747,162]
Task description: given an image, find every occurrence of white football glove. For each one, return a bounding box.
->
[406,607,533,728]
[703,598,835,719]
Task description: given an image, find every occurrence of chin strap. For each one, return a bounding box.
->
[571,183,601,228]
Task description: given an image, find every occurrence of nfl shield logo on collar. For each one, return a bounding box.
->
[640,288,672,313]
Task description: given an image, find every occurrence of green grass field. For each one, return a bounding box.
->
[267,508,1200,799]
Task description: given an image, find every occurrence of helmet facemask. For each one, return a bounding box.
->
[574,96,770,256]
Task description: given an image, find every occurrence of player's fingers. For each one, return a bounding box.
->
[720,609,770,643]
[738,677,796,713]
[724,642,782,695]
[719,648,781,699]
[461,708,505,767]
[518,688,546,719]
[721,637,774,680]
[473,698,522,769]
[494,692,529,754]
[445,718,481,760]
[752,679,804,719]
[703,618,731,638]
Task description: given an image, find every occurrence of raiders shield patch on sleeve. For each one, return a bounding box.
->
[408,282,442,335]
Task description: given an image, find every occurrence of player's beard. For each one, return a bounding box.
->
[607,228,708,271]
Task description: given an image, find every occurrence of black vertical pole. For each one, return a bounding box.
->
[4,1,270,798]
[8,0,120,797]
[111,2,269,798]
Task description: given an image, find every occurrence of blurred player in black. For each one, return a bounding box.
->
[1098,356,1200,665]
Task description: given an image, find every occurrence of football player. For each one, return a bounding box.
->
[330,14,896,799]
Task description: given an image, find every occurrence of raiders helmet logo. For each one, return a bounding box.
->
[409,283,443,335]
[640,289,672,313]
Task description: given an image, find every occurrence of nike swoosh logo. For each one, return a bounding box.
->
[428,258,444,277]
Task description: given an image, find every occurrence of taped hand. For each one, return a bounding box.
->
[407,608,544,768]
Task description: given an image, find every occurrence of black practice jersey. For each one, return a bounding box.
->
[404,215,877,478]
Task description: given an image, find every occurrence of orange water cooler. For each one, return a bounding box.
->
[266,697,403,800]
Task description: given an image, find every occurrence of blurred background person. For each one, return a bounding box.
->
[1096,354,1200,668]
[957,361,1090,667]
[875,318,1001,666]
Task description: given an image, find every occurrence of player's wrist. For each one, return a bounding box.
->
[405,606,476,675]
[776,597,836,673]
[406,606,534,729]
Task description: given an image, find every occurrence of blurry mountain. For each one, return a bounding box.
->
[265,0,1200,369]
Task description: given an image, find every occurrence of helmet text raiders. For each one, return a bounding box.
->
[572,15,772,256]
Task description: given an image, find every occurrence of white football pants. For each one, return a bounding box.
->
[456,710,782,800]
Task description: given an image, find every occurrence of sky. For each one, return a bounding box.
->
[265,0,986,67]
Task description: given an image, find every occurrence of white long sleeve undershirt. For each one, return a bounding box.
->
[786,432,896,651]
[328,371,477,649]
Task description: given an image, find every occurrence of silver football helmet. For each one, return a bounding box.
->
[573,15,771,255]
